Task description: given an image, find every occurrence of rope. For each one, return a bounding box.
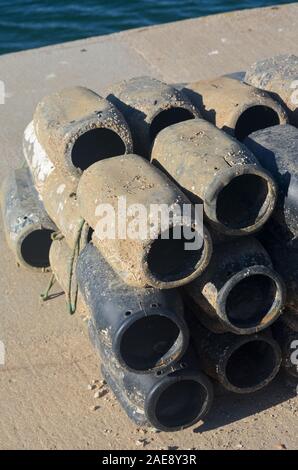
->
[40,219,86,314]
[40,273,56,301]
[67,218,85,315]
[51,231,64,241]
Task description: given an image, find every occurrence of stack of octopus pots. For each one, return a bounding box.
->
[2,54,298,432]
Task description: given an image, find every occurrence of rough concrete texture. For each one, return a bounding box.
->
[0,4,297,450]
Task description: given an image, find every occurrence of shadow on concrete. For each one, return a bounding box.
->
[194,373,296,432]
[43,290,64,301]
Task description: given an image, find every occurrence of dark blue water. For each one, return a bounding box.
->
[0,1,295,55]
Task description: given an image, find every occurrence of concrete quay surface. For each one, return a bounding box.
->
[0,3,297,450]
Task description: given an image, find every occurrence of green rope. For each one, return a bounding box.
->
[40,273,56,301]
[39,220,86,314]
[67,218,86,315]
[51,231,64,241]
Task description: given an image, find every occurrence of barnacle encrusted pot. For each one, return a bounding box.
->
[77,153,212,288]
[77,243,189,374]
[24,86,133,183]
[244,124,298,240]
[151,118,277,236]
[41,169,91,251]
[185,237,285,335]
[105,76,200,157]
[272,314,298,380]
[1,166,56,270]
[89,318,213,432]
[245,54,298,126]
[189,318,282,394]
[183,76,288,141]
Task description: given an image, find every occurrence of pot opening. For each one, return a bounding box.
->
[21,229,54,267]
[147,226,204,283]
[120,315,180,371]
[216,174,269,230]
[150,107,195,141]
[225,339,277,390]
[155,379,208,429]
[225,274,277,328]
[71,128,126,170]
[234,105,280,141]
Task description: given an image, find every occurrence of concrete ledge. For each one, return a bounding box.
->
[0,4,297,450]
